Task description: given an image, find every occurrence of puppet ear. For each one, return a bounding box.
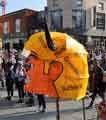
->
[43,16,57,51]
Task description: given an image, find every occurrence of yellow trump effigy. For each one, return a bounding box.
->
[22,32,89,100]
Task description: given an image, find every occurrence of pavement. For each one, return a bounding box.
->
[0,88,102,120]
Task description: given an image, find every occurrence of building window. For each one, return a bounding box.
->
[98,2,104,10]
[52,0,58,7]
[96,13,105,30]
[72,16,77,28]
[105,41,106,47]
[72,9,86,30]
[3,21,9,34]
[76,0,82,6]
[93,6,96,26]
[15,19,21,32]
[72,9,82,28]
[50,10,63,31]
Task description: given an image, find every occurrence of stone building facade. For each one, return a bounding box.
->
[47,0,106,48]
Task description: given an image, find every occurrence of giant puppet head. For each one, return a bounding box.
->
[22,20,89,100]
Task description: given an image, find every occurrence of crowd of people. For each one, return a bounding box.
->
[0,46,106,112]
[0,48,46,113]
[87,47,106,108]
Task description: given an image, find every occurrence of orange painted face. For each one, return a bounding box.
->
[22,32,89,100]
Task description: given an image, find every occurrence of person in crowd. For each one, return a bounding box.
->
[5,62,14,101]
[0,66,4,88]
[88,59,94,92]
[23,58,35,106]
[37,94,46,112]
[24,55,46,112]
[87,60,106,108]
[15,61,25,103]
[101,53,106,71]
[94,50,102,61]
[25,93,34,106]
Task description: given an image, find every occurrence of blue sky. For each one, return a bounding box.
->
[5,0,47,14]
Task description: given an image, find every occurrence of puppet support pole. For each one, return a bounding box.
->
[56,98,60,120]
[82,98,86,120]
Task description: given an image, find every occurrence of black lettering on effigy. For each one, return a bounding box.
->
[62,85,82,91]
